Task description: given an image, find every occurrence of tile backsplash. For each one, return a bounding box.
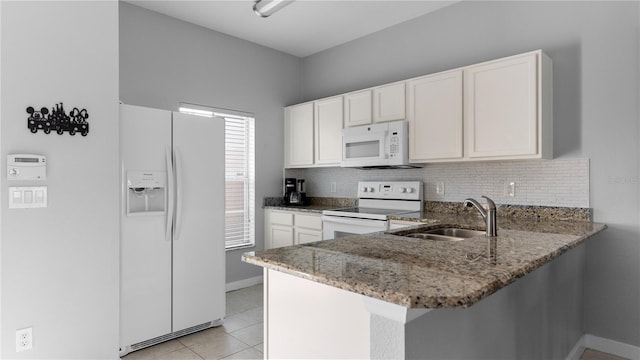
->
[285,159,589,208]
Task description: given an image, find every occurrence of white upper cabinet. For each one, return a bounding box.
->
[407,70,463,162]
[344,90,372,127]
[284,102,314,168]
[373,82,406,123]
[284,96,343,169]
[285,49,552,167]
[464,51,552,160]
[314,96,344,165]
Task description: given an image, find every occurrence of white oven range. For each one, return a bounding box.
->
[322,181,423,240]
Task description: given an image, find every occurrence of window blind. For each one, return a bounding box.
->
[224,116,255,249]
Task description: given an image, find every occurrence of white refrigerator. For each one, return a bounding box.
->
[119,104,225,355]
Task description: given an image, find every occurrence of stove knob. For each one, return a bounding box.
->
[361,187,368,193]
[399,187,407,193]
[367,187,375,193]
[406,187,414,193]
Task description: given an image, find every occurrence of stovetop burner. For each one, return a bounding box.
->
[322,181,423,221]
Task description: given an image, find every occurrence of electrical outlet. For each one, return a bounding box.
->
[330,182,337,193]
[436,181,445,195]
[16,327,32,352]
[504,180,516,197]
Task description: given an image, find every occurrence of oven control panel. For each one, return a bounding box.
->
[357,181,423,200]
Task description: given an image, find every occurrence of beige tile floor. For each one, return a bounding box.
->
[121,284,264,360]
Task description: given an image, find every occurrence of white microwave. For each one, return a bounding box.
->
[341,121,415,168]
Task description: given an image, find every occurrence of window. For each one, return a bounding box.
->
[224,114,256,249]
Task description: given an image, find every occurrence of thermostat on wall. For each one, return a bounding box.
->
[7,154,46,180]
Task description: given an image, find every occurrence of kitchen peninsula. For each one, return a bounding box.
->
[243,209,606,359]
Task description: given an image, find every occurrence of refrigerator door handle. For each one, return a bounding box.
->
[165,147,174,242]
[174,147,183,241]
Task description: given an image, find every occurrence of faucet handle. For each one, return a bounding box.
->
[481,195,496,210]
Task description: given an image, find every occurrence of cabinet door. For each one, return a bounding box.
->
[408,70,463,162]
[464,53,538,158]
[270,224,294,249]
[373,82,406,123]
[344,90,372,127]
[295,228,322,245]
[314,96,343,165]
[284,103,314,167]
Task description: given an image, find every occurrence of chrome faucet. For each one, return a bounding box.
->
[463,196,497,237]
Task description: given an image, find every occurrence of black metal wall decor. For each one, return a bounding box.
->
[26,103,89,136]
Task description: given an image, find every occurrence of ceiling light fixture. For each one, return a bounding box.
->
[253,0,294,18]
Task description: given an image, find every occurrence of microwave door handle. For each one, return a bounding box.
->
[380,134,388,159]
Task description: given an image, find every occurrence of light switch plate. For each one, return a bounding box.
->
[436,182,445,195]
[9,186,47,208]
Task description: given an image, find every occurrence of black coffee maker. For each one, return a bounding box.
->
[293,179,306,205]
[284,178,297,204]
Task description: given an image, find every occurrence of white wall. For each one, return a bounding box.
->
[0,1,119,358]
[301,1,640,348]
[118,3,303,284]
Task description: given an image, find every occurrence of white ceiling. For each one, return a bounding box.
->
[125,1,459,57]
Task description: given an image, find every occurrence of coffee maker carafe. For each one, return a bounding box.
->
[284,178,297,204]
[295,179,307,205]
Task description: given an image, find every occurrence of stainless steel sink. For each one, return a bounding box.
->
[390,227,485,242]
[404,233,467,242]
[422,228,485,238]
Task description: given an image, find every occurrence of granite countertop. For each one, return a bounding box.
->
[263,196,357,214]
[243,213,606,309]
[262,204,339,213]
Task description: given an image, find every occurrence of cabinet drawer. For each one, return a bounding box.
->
[295,214,322,230]
[271,211,294,226]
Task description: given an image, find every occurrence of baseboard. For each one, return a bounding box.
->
[226,275,263,292]
[567,334,640,360]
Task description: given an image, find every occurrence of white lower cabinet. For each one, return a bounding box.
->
[295,228,322,245]
[265,209,323,249]
[270,225,294,249]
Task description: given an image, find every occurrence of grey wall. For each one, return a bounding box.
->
[302,1,640,347]
[119,3,303,284]
[0,1,119,358]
